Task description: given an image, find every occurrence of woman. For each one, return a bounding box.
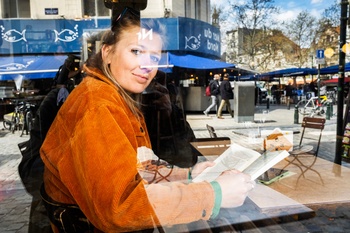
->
[40,8,254,232]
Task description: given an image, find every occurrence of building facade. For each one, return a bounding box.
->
[314,26,340,67]
[0,0,211,22]
[225,28,300,74]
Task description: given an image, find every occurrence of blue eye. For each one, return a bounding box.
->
[132,48,161,65]
[150,55,160,63]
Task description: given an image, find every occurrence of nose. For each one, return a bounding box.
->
[139,55,156,73]
[140,64,153,73]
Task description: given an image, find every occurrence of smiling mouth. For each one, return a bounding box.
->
[134,73,149,80]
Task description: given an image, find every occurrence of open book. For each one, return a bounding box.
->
[192,143,290,182]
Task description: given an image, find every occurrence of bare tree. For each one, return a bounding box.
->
[321,0,341,27]
[313,1,341,67]
[255,29,299,72]
[283,10,317,68]
[225,0,279,70]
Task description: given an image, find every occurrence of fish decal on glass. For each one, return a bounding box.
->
[0,60,34,71]
[53,25,79,42]
[1,26,27,43]
[0,24,79,43]
[185,34,201,50]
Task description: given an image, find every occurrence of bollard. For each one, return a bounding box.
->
[294,105,299,124]
[330,102,333,117]
[267,99,270,109]
[326,102,331,120]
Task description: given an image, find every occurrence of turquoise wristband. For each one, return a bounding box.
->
[188,167,192,180]
[209,181,222,219]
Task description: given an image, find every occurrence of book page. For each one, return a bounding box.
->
[192,143,261,182]
[243,150,290,180]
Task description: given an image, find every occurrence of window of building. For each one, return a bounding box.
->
[185,0,192,19]
[195,0,201,19]
[2,0,30,18]
[83,0,110,17]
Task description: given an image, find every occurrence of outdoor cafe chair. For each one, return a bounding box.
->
[206,124,217,138]
[281,117,326,185]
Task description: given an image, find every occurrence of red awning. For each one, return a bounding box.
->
[321,77,350,84]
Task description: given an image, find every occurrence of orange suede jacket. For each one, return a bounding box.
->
[40,66,215,232]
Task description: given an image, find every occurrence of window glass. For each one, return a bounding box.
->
[83,0,110,17]
[0,1,349,233]
[2,0,30,18]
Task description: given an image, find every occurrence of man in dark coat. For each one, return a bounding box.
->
[285,82,293,109]
[217,73,234,119]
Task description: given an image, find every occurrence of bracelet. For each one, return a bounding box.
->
[188,167,192,180]
[209,181,222,219]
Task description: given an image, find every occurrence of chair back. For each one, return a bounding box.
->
[206,124,217,138]
[191,137,231,156]
[300,117,326,156]
[301,117,326,130]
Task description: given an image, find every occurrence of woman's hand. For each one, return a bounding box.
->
[215,170,255,208]
[190,161,215,179]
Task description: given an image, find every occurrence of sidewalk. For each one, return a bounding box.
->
[188,103,336,130]
[0,128,31,232]
[187,103,342,164]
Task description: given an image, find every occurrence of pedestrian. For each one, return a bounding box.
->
[217,73,234,119]
[271,85,278,104]
[39,7,253,232]
[303,83,311,99]
[203,74,220,116]
[309,80,317,98]
[285,82,293,109]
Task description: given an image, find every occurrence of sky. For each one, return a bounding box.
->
[211,0,337,22]
[273,0,336,22]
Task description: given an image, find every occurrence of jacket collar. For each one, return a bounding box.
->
[83,65,116,87]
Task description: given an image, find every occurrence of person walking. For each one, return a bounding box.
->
[203,74,220,116]
[285,82,293,110]
[217,73,234,119]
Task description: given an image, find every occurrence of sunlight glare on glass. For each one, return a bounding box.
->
[324,48,334,58]
[342,44,350,54]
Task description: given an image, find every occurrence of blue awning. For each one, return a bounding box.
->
[167,53,235,69]
[0,55,67,81]
[319,63,350,75]
[257,67,317,80]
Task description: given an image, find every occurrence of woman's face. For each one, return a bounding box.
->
[103,26,162,93]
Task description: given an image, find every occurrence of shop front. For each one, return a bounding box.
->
[0,16,235,113]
